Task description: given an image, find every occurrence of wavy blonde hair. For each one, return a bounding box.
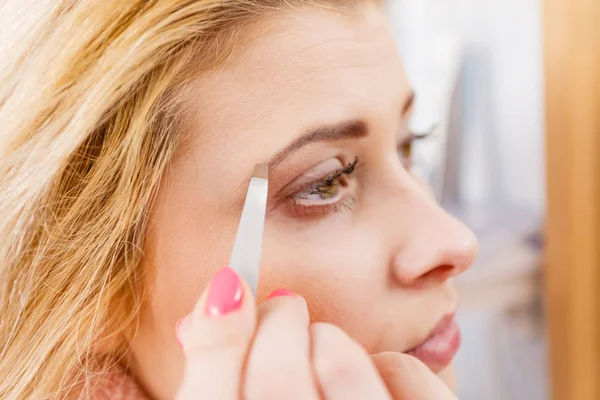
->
[0,0,380,398]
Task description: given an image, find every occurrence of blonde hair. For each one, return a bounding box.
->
[0,0,378,398]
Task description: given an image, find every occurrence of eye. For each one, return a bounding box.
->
[297,176,342,202]
[288,157,359,217]
[398,137,414,169]
[397,129,434,170]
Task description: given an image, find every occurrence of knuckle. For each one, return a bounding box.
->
[245,345,317,400]
[186,316,253,354]
[317,357,364,389]
[245,370,306,400]
[311,323,368,387]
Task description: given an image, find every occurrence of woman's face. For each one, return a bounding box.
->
[129,4,478,399]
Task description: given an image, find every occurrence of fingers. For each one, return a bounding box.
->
[311,323,392,400]
[438,365,457,393]
[244,290,320,400]
[176,267,256,400]
[371,352,458,400]
[175,267,454,400]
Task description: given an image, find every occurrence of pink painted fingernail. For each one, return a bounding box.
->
[267,288,295,299]
[205,267,244,317]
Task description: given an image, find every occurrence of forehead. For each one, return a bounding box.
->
[185,5,407,120]
[178,4,410,186]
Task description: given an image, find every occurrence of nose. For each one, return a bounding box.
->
[389,195,479,288]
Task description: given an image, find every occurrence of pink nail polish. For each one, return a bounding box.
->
[267,288,295,299]
[205,267,244,317]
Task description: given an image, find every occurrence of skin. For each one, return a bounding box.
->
[129,4,478,399]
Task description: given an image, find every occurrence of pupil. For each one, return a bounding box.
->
[319,180,339,199]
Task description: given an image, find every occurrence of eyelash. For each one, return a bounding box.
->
[398,128,434,169]
[288,128,434,218]
[291,157,359,217]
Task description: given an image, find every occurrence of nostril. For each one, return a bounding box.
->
[421,264,455,283]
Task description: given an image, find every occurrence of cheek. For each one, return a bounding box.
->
[259,219,439,355]
[140,188,241,330]
[129,199,241,398]
[259,223,390,349]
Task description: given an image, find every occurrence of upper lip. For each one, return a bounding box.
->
[406,311,457,352]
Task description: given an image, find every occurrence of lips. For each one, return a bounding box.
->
[405,314,461,372]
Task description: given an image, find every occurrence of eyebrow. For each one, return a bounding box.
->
[268,90,416,168]
[268,120,367,167]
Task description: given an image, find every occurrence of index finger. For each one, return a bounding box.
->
[176,267,256,400]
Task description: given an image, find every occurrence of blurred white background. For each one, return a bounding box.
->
[386,1,548,399]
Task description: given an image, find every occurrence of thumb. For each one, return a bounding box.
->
[371,352,458,400]
[176,267,256,400]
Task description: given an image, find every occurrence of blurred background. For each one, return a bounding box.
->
[385,0,599,399]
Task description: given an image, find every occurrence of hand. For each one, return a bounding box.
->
[175,267,457,399]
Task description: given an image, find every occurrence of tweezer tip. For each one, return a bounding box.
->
[252,164,269,180]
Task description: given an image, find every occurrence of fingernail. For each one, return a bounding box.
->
[267,288,295,299]
[175,318,187,348]
[205,267,244,317]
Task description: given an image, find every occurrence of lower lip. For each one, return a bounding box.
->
[405,318,461,372]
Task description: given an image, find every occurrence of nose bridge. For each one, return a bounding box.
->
[381,176,479,285]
